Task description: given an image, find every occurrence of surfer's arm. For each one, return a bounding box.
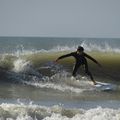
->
[55,53,73,62]
[84,53,101,67]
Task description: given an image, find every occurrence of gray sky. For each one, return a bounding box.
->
[0,0,120,38]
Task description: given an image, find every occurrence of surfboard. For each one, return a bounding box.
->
[95,82,114,91]
[70,77,116,91]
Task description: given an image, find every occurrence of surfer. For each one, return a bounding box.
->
[55,46,101,85]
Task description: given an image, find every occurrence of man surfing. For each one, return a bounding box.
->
[55,46,101,85]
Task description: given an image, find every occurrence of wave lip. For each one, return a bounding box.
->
[15,43,120,54]
[81,41,120,53]
[1,40,120,57]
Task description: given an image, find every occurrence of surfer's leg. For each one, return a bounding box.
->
[72,63,80,77]
[84,64,96,85]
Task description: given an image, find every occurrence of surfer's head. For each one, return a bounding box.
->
[77,46,84,52]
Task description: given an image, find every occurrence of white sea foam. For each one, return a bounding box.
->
[43,107,120,120]
[23,81,85,93]
[0,102,120,120]
[23,73,96,94]
[13,59,31,73]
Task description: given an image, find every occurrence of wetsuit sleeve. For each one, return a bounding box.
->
[84,53,98,64]
[57,53,73,60]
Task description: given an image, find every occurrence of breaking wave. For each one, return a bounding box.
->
[0,101,120,120]
[13,41,120,54]
[11,58,96,93]
[0,58,118,94]
[0,39,119,94]
[1,40,120,57]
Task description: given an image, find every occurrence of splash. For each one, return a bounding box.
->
[12,58,41,76]
[23,71,95,94]
[81,40,120,53]
[13,59,31,73]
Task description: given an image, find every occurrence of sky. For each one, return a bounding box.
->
[0,0,120,38]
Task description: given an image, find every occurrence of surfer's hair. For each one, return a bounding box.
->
[77,46,84,52]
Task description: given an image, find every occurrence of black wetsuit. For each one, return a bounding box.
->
[57,52,98,80]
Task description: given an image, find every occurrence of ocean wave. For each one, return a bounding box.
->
[12,43,120,55]
[1,40,120,57]
[0,102,120,120]
[26,40,120,53]
[81,40,120,53]
[0,58,90,93]
[0,58,99,93]
[48,41,120,53]
[0,56,119,93]
[1,58,101,93]
[0,40,120,74]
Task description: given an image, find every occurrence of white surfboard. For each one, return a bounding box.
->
[70,77,116,91]
[95,82,114,91]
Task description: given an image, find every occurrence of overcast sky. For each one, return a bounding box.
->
[0,0,120,38]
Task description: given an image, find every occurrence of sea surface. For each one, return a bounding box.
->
[0,37,120,120]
